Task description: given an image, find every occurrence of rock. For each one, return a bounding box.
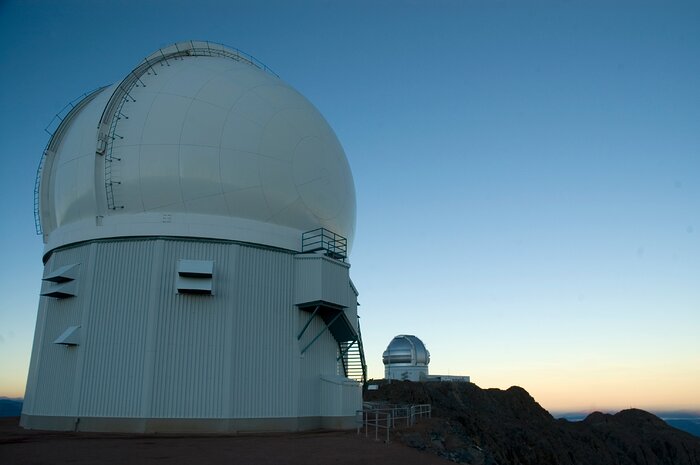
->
[365,380,700,465]
[431,439,445,451]
[399,431,428,450]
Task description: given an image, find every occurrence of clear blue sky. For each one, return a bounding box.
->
[1,0,698,412]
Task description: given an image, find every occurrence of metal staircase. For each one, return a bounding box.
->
[339,318,367,384]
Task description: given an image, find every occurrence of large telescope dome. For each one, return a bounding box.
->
[383,335,430,382]
[383,335,430,366]
[36,41,356,255]
[24,41,365,434]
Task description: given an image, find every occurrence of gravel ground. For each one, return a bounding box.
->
[0,417,447,465]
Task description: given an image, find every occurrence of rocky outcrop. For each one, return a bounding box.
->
[364,380,700,465]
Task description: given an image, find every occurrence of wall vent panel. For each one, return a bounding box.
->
[43,263,80,283]
[53,325,81,346]
[41,281,78,298]
[41,263,80,299]
[178,259,213,278]
[176,259,214,294]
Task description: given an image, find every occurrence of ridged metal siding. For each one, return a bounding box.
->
[297,314,341,416]
[150,240,232,418]
[23,238,359,425]
[24,243,92,416]
[79,240,154,417]
[294,255,350,308]
[224,245,297,418]
[319,376,361,417]
[345,282,358,332]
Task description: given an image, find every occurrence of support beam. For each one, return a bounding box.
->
[300,312,342,354]
[297,306,320,340]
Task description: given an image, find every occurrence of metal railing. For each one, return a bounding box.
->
[411,404,432,422]
[356,403,432,443]
[301,228,347,261]
[357,410,392,443]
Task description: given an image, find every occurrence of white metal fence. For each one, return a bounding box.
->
[356,403,432,443]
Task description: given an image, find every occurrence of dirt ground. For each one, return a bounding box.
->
[0,417,447,465]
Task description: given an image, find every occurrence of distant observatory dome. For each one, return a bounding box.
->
[36,40,355,255]
[383,334,430,366]
[383,335,430,381]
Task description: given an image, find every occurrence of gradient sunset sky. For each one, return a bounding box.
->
[0,0,698,413]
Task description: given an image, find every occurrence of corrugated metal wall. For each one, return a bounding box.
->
[297,313,341,416]
[24,243,92,416]
[345,282,358,332]
[150,240,233,418]
[23,238,359,424]
[319,376,362,417]
[79,240,154,417]
[294,254,350,308]
[224,245,298,419]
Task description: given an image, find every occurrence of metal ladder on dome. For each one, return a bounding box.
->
[339,318,367,384]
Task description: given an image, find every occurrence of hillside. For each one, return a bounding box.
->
[0,399,22,417]
[364,380,700,465]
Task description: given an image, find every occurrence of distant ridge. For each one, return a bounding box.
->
[554,409,700,438]
[663,418,700,438]
[365,380,700,465]
[0,399,23,417]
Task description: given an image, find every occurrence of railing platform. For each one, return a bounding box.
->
[302,228,347,261]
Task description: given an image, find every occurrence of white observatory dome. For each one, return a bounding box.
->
[383,335,430,367]
[36,41,356,255]
[383,335,430,382]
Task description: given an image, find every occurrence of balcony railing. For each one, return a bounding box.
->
[302,228,347,261]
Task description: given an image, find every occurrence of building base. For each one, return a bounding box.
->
[20,413,358,433]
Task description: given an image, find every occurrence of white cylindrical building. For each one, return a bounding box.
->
[22,41,366,433]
